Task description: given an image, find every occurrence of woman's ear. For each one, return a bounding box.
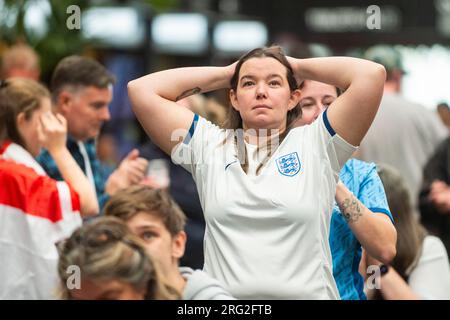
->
[287,89,302,111]
[15,112,28,145]
[229,89,239,111]
[16,112,26,127]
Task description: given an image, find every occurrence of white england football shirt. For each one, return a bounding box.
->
[172,111,356,299]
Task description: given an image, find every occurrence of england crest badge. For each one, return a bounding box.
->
[276,152,301,177]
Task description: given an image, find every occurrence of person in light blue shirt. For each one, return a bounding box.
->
[331,159,394,299]
[295,79,397,299]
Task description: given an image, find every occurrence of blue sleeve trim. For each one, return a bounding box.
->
[323,109,336,137]
[369,207,395,224]
[183,113,199,145]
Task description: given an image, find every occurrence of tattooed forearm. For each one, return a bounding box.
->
[339,196,363,223]
[176,87,201,101]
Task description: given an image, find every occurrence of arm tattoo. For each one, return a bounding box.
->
[175,87,201,101]
[340,196,363,224]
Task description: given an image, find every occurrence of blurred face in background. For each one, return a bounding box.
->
[56,85,112,141]
[1,44,41,81]
[294,80,338,127]
[125,212,186,277]
[70,278,146,300]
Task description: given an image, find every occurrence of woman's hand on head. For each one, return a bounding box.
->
[39,112,68,154]
[285,56,304,86]
[286,56,297,68]
[226,61,238,83]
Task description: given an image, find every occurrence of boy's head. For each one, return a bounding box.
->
[104,185,187,275]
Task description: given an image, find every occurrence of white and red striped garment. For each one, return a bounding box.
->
[0,141,82,299]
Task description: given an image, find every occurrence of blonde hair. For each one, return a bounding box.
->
[57,217,179,300]
[0,78,49,146]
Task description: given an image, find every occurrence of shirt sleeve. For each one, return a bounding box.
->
[308,110,358,180]
[171,114,225,174]
[357,162,394,223]
[408,236,450,300]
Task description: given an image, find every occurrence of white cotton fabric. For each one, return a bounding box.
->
[172,113,356,299]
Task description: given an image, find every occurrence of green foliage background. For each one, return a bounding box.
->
[0,0,179,81]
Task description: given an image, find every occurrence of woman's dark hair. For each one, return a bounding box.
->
[223,46,300,175]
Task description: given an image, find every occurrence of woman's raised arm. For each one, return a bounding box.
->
[289,57,386,146]
[128,65,234,155]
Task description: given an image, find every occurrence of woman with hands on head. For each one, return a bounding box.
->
[0,78,98,299]
[128,46,386,299]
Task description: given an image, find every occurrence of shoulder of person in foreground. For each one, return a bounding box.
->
[179,267,235,300]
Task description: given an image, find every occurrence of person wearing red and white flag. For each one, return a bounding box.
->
[0,78,99,299]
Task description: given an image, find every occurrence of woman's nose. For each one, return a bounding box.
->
[256,84,267,99]
[312,104,324,118]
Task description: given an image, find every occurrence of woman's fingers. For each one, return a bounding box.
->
[39,112,52,132]
[127,166,146,184]
[55,113,67,127]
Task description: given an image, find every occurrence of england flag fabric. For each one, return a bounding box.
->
[0,141,82,299]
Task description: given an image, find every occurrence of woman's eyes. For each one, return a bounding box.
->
[241,80,281,87]
[269,81,281,86]
[300,98,335,109]
[141,231,156,241]
[323,99,335,108]
[300,101,314,108]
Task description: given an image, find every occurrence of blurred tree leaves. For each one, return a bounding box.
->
[0,0,182,82]
[143,0,179,13]
[1,0,90,82]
